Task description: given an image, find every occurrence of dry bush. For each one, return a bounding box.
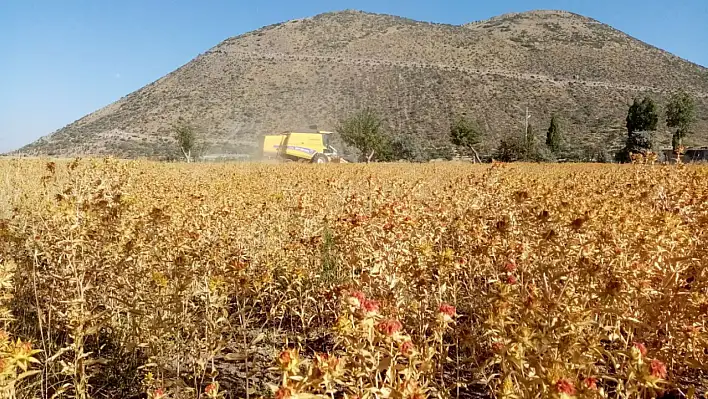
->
[0,158,707,399]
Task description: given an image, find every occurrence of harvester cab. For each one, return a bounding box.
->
[259,130,346,163]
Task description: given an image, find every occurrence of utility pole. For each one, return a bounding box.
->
[524,106,531,142]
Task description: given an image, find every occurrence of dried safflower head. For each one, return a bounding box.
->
[278,350,291,365]
[314,352,339,369]
[401,379,426,399]
[20,341,33,354]
[492,342,505,353]
[278,348,300,372]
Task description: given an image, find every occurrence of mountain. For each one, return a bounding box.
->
[16,9,708,159]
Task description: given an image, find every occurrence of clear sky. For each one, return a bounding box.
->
[1,0,706,153]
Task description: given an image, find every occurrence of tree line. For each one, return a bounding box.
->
[336,89,697,163]
[615,89,696,162]
[167,89,697,164]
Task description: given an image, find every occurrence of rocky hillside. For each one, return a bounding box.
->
[16,9,708,159]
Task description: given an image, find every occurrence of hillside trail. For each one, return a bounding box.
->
[214,49,708,99]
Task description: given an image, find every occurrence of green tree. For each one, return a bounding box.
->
[617,97,659,163]
[494,124,553,163]
[626,96,659,134]
[581,143,610,163]
[615,130,654,163]
[387,136,433,163]
[171,118,201,163]
[336,108,391,163]
[494,135,527,162]
[666,89,696,151]
[449,116,483,162]
[545,115,562,154]
[424,144,455,161]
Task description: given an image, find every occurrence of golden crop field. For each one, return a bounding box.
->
[1,158,707,399]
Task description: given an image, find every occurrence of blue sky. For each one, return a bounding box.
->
[1,0,706,153]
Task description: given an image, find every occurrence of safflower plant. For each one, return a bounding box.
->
[0,158,706,399]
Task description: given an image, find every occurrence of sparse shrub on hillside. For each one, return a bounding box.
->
[666,89,696,151]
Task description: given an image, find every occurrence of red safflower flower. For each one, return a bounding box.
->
[583,377,598,390]
[555,379,576,395]
[377,319,403,336]
[684,325,701,334]
[15,341,33,356]
[633,342,647,357]
[400,340,414,355]
[492,342,505,353]
[326,355,340,369]
[275,387,292,399]
[439,303,456,317]
[153,388,165,399]
[205,383,217,395]
[507,275,517,284]
[361,299,380,313]
[650,359,667,379]
[278,350,292,365]
[350,290,366,303]
[314,352,340,370]
[504,262,517,272]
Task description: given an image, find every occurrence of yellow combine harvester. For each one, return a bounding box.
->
[259,130,346,163]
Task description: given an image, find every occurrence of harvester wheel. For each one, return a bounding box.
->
[312,154,329,164]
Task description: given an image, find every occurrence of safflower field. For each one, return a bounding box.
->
[1,157,707,399]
